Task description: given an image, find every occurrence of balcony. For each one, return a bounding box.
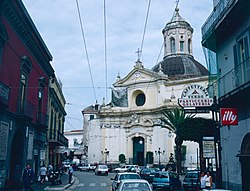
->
[48,130,68,147]
[37,112,48,126]
[58,131,68,147]
[0,81,10,108]
[17,99,35,120]
[202,0,236,41]
[211,58,250,101]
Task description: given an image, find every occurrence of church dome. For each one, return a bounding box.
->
[151,7,208,80]
[162,8,193,33]
[151,55,208,80]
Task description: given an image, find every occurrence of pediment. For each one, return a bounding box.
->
[114,67,166,87]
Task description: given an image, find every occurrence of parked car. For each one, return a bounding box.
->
[125,165,141,174]
[183,171,200,191]
[152,171,181,190]
[116,179,152,191]
[140,168,158,183]
[78,164,96,171]
[115,165,139,173]
[95,164,108,176]
[110,172,141,191]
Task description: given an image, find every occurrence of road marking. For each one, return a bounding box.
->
[89,183,96,186]
[100,183,107,186]
[77,183,85,187]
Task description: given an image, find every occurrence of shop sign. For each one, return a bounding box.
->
[220,108,238,126]
[178,84,213,108]
[203,137,215,158]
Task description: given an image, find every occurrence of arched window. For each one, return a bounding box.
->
[188,39,191,54]
[170,37,176,53]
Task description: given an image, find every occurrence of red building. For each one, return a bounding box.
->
[0,0,54,188]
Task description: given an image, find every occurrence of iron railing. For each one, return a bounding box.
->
[202,0,236,39]
[0,81,10,106]
[207,57,250,99]
[17,99,35,119]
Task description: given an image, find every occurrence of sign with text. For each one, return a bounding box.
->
[203,137,215,158]
[220,108,238,126]
[178,84,213,108]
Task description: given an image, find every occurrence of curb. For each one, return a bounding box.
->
[44,176,75,191]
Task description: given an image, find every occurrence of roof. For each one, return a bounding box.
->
[151,55,208,80]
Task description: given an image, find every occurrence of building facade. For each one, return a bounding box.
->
[0,0,67,188]
[202,0,250,190]
[47,78,68,169]
[83,8,210,169]
[64,130,86,164]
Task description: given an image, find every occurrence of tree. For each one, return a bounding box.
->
[161,108,194,173]
[118,154,126,164]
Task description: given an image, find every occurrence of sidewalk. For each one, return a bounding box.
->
[6,173,74,191]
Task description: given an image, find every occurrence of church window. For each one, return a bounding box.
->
[188,39,191,54]
[136,93,146,106]
[170,37,176,53]
[180,41,184,52]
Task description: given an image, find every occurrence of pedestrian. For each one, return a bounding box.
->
[200,171,206,190]
[22,164,34,191]
[39,165,47,183]
[205,171,213,189]
[68,164,74,184]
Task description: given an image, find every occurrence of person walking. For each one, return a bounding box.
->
[39,165,47,183]
[22,164,34,191]
[68,164,74,184]
[200,171,206,190]
[205,171,213,189]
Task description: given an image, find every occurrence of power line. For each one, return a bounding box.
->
[75,0,97,101]
[103,0,108,101]
[138,0,151,61]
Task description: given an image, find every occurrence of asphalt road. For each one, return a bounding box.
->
[67,170,184,191]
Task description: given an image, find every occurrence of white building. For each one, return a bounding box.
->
[83,7,210,169]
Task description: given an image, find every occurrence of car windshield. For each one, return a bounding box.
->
[155,172,168,178]
[185,173,198,178]
[120,174,141,180]
[99,165,107,169]
[121,182,151,191]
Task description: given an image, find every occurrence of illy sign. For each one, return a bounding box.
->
[220,108,238,126]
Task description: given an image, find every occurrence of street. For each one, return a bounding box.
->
[67,171,183,191]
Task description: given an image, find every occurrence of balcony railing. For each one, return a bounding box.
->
[17,99,35,119]
[209,58,250,99]
[58,131,68,147]
[48,130,68,147]
[202,0,236,39]
[37,112,48,126]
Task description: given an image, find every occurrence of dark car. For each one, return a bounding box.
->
[152,171,181,190]
[183,171,200,191]
[140,168,158,183]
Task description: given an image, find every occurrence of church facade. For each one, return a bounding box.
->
[82,8,209,168]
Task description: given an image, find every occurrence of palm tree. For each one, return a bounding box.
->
[161,108,194,173]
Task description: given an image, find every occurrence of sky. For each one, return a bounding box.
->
[22,0,213,131]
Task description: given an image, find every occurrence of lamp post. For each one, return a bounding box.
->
[101,148,109,164]
[155,147,165,167]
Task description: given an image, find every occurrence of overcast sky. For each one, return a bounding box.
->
[22,0,213,131]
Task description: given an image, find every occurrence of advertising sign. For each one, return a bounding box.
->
[203,137,215,158]
[178,84,213,108]
[220,108,238,126]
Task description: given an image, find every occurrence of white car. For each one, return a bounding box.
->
[95,164,108,176]
[114,165,139,173]
[78,164,96,171]
[117,179,152,191]
[110,172,141,191]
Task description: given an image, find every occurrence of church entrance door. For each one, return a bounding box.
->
[133,137,144,166]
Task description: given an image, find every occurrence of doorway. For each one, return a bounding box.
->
[240,133,250,191]
[133,137,144,165]
[9,128,24,188]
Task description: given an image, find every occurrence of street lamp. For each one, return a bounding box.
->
[155,147,165,167]
[101,148,109,164]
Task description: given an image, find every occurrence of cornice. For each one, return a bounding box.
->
[3,0,54,76]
